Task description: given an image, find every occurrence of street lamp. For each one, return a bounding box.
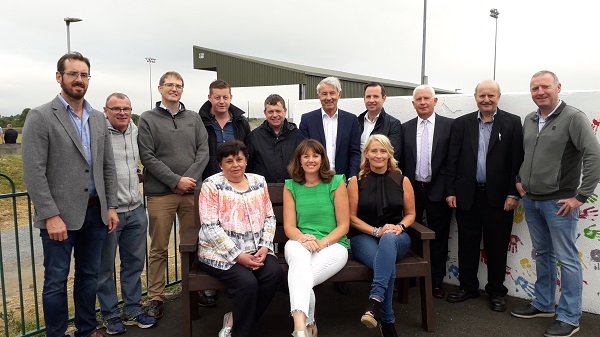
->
[145,57,156,109]
[421,0,428,85]
[64,17,82,53]
[490,8,500,80]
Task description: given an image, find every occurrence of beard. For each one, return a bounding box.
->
[60,78,87,100]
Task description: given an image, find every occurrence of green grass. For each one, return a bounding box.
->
[0,155,24,193]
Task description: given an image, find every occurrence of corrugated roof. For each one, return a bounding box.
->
[194,45,454,94]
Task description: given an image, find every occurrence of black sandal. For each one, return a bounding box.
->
[360,298,381,328]
[197,291,217,307]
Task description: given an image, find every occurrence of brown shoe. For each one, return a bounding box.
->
[433,281,445,299]
[147,300,164,319]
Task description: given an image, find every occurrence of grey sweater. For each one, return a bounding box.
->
[138,103,209,195]
[518,101,600,202]
[108,119,143,213]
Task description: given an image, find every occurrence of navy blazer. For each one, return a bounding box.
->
[297,108,361,178]
[400,114,453,202]
[445,109,524,210]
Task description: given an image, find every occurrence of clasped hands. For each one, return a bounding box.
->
[379,223,403,236]
[235,246,269,270]
[297,234,328,252]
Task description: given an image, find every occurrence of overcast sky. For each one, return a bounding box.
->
[1,0,599,118]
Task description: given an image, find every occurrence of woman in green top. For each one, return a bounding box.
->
[284,139,349,337]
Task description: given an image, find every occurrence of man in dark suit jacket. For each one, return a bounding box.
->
[297,76,361,178]
[445,80,524,312]
[357,82,402,161]
[22,52,118,337]
[401,85,453,299]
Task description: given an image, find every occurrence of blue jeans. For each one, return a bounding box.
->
[97,205,148,320]
[350,232,411,323]
[40,206,107,337]
[522,196,582,326]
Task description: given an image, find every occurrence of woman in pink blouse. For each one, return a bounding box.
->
[198,140,283,337]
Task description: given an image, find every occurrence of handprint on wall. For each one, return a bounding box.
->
[508,235,523,253]
[583,224,600,241]
[591,249,600,270]
[579,251,588,270]
[514,204,525,223]
[515,276,535,298]
[592,119,600,134]
[588,193,598,203]
[480,248,487,264]
[448,264,459,279]
[520,258,534,277]
[579,206,598,220]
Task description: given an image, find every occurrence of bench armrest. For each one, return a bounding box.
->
[179,225,200,253]
[406,222,436,241]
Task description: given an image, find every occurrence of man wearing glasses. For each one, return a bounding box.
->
[97,93,158,334]
[138,72,209,319]
[22,52,119,337]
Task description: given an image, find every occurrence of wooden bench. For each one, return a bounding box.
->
[179,183,436,337]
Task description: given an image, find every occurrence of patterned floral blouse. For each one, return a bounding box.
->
[197,172,276,270]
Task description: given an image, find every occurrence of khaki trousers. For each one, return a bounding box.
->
[147,193,195,301]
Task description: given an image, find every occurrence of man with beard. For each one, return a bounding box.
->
[22,52,119,337]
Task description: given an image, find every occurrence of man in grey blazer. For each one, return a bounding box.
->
[22,52,119,337]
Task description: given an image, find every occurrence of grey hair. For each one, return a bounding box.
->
[105,92,130,106]
[317,77,342,93]
[412,85,436,99]
[474,80,501,95]
[531,70,559,84]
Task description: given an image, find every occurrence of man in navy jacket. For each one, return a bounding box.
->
[296,76,361,178]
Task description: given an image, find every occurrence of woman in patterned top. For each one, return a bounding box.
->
[198,140,283,337]
[347,134,415,337]
[283,139,350,337]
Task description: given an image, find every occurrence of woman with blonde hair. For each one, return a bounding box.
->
[284,139,349,337]
[347,134,416,337]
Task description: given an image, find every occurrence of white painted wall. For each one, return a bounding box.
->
[293,91,600,314]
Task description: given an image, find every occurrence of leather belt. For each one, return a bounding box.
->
[87,196,100,208]
[415,181,431,188]
[475,183,486,190]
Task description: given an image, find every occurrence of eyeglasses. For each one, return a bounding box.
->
[61,71,91,80]
[106,107,132,113]
[161,83,184,90]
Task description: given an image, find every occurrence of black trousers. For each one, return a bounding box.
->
[413,183,453,284]
[200,254,284,337]
[455,186,513,296]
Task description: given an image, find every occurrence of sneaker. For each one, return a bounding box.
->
[147,300,164,319]
[123,313,158,329]
[511,304,555,319]
[219,312,232,337]
[544,320,580,337]
[103,317,126,335]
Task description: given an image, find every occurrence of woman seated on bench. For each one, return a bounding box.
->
[283,139,350,337]
[197,140,284,337]
[347,134,416,337]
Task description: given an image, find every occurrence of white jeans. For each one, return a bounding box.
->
[284,240,348,325]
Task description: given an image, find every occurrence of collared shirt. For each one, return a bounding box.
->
[415,113,436,182]
[476,110,496,183]
[321,108,338,171]
[209,111,234,149]
[57,94,96,197]
[536,100,562,132]
[361,111,380,153]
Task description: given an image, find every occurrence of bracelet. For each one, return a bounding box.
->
[324,237,330,247]
[372,227,381,238]
[398,223,407,231]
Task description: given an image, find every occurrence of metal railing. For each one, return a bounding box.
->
[0,173,182,337]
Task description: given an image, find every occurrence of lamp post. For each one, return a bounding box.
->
[420,0,428,84]
[490,8,500,80]
[64,17,82,53]
[145,57,156,109]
